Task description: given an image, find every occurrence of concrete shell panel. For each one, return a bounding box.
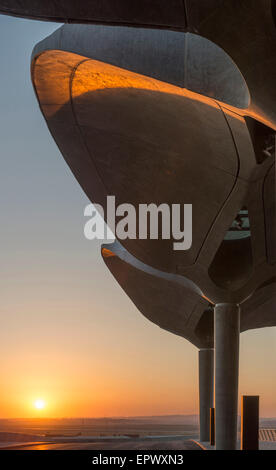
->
[32,24,250,108]
[0,0,187,29]
[5,1,275,126]
[32,49,240,273]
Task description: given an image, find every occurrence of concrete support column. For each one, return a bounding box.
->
[215,303,240,450]
[199,348,214,442]
[241,396,259,450]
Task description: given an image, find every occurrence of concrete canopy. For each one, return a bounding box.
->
[3,0,276,122]
[0,0,188,28]
[31,24,276,304]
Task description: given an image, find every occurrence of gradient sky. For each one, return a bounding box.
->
[0,16,276,419]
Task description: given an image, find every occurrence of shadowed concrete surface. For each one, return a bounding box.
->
[32,24,250,108]
[0,0,188,29]
[214,304,240,450]
[3,0,276,122]
[198,350,214,442]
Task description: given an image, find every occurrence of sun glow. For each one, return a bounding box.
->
[34,399,45,410]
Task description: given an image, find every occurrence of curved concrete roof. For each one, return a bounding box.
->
[31,25,276,304]
[102,242,276,348]
[32,24,250,109]
[0,0,188,29]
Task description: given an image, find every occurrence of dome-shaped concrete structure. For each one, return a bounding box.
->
[1,3,276,449]
[31,25,275,304]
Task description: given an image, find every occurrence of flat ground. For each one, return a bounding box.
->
[1,436,201,450]
[0,417,200,450]
[1,417,275,450]
[0,416,199,438]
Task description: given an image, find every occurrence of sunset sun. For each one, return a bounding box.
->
[34,399,45,410]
